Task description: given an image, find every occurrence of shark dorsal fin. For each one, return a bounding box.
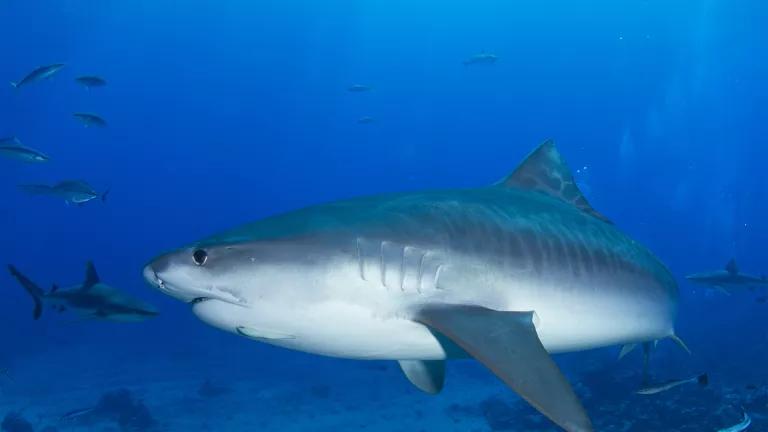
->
[725,259,739,275]
[498,140,611,224]
[82,261,100,291]
[50,284,59,294]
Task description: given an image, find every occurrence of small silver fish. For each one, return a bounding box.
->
[19,180,109,205]
[59,407,97,422]
[73,112,107,128]
[11,63,65,88]
[348,84,373,92]
[636,373,708,395]
[463,52,498,66]
[717,409,751,432]
[75,75,107,89]
[0,137,50,163]
[357,116,375,124]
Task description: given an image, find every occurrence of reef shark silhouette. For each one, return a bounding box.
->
[686,259,768,294]
[9,261,157,322]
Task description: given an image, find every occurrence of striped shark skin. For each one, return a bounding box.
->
[143,141,680,432]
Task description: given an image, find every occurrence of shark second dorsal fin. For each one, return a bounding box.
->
[498,140,611,224]
[82,261,100,291]
[725,259,739,275]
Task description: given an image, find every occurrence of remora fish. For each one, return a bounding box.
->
[8,261,158,322]
[73,112,107,127]
[717,410,751,432]
[10,63,65,88]
[686,259,768,294]
[144,141,682,432]
[19,180,109,205]
[0,137,50,163]
[463,51,498,66]
[75,75,107,89]
[636,373,708,395]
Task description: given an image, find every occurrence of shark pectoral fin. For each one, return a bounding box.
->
[397,360,445,395]
[82,261,100,291]
[618,343,638,360]
[415,305,592,432]
[668,334,691,355]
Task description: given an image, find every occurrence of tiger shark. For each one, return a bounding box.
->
[686,259,768,293]
[143,141,681,432]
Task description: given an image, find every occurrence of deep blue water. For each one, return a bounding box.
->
[2,1,768,431]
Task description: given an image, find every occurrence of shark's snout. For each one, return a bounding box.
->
[143,253,249,307]
[142,255,192,302]
[142,264,161,288]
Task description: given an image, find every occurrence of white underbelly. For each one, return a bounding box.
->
[192,299,454,360]
[191,277,674,360]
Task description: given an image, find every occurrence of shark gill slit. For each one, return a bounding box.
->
[434,264,445,291]
[379,240,387,289]
[356,238,366,281]
[416,251,427,294]
[399,245,406,292]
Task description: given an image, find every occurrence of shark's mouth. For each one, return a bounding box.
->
[190,296,211,304]
[143,266,247,307]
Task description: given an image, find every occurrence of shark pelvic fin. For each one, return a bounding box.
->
[497,140,611,224]
[398,360,445,394]
[415,304,593,432]
[725,259,739,275]
[618,343,638,360]
[668,334,692,355]
[82,261,100,291]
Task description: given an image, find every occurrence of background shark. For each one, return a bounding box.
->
[143,141,680,432]
[9,261,158,321]
[686,259,768,293]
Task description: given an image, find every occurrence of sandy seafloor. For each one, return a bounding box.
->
[2,330,768,432]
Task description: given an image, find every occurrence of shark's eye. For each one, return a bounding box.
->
[192,249,208,266]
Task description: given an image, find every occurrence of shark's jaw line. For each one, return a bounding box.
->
[145,268,247,307]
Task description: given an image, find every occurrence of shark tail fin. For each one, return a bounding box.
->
[7,265,44,320]
[668,333,692,355]
[101,188,110,203]
[697,373,709,387]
